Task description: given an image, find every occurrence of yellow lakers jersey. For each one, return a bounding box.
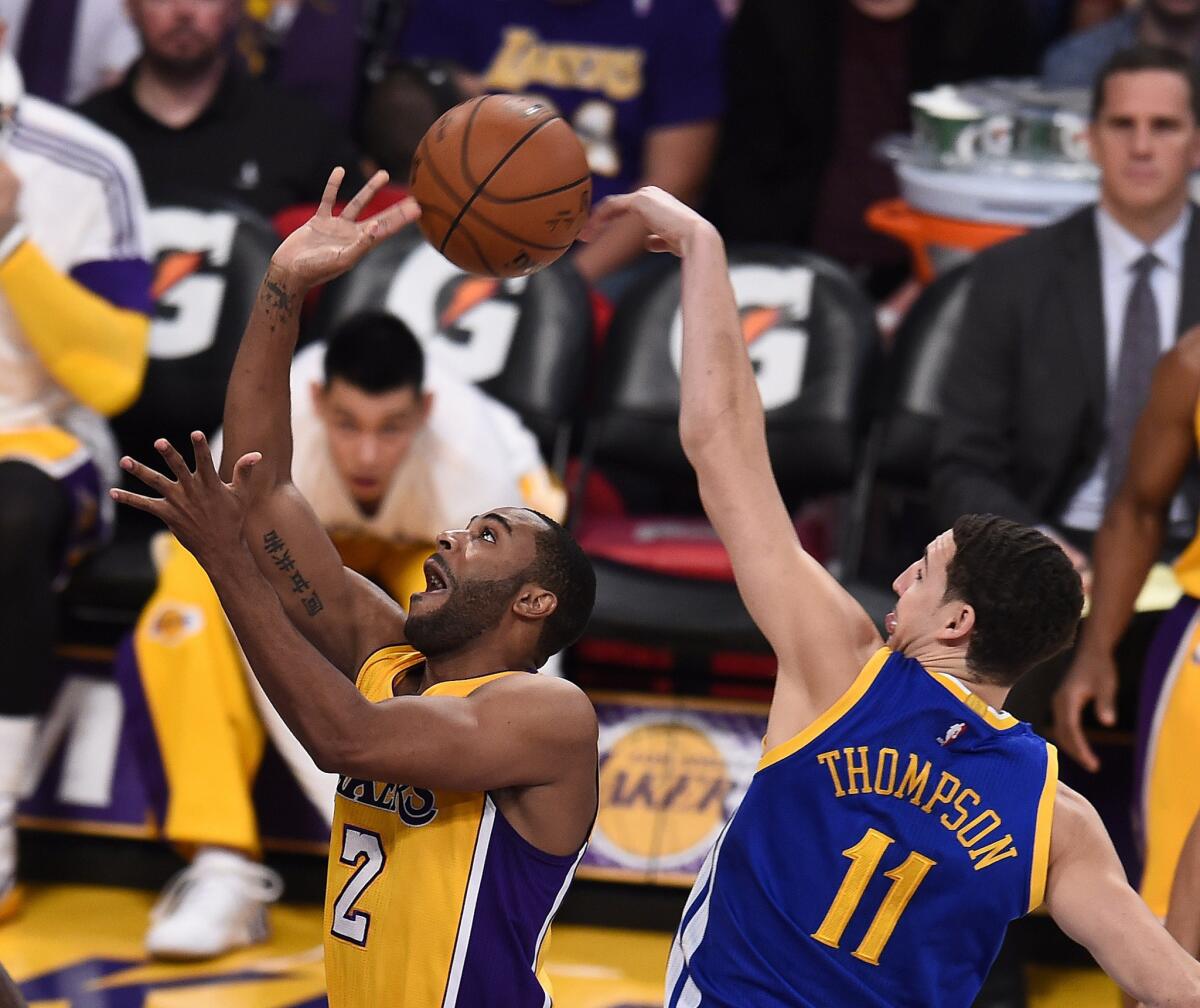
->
[323,645,586,1007]
[1174,398,1200,596]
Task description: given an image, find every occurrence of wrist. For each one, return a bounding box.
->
[263,260,310,296]
[680,219,722,258]
[199,536,255,582]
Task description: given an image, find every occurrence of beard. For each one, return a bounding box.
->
[404,573,524,658]
[141,40,224,84]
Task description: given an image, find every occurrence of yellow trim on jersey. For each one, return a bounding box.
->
[424,670,525,699]
[0,427,85,463]
[0,239,149,417]
[355,644,423,697]
[757,648,891,772]
[1028,742,1058,913]
[928,672,1019,731]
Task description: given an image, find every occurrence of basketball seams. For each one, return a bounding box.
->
[457,95,492,192]
[474,173,592,205]
[454,199,581,253]
[439,113,563,256]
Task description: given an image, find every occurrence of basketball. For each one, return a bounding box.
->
[409,94,592,278]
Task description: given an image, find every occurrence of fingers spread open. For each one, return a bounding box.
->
[155,438,193,482]
[109,487,167,519]
[317,167,346,217]
[190,430,218,482]
[342,169,389,222]
[120,454,175,495]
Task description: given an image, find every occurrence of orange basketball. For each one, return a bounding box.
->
[409,94,592,278]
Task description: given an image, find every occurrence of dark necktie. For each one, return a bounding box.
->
[16,0,83,103]
[1105,251,1161,505]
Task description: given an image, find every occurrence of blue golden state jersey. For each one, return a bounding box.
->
[666,648,1057,1008]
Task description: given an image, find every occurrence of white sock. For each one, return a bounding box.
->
[0,714,39,887]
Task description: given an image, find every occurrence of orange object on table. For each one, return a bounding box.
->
[866,197,1027,284]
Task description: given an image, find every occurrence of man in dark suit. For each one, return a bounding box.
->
[933,45,1200,587]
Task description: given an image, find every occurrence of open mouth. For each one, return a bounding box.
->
[421,556,452,595]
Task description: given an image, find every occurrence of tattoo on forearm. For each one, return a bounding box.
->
[263,529,324,616]
[261,278,297,318]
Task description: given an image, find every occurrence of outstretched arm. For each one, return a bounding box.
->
[1045,784,1200,1007]
[583,189,881,748]
[1053,333,1200,771]
[112,435,596,798]
[220,169,420,674]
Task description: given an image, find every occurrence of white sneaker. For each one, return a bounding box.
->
[146,848,284,960]
[0,714,40,924]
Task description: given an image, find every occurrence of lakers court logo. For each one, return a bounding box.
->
[589,704,765,881]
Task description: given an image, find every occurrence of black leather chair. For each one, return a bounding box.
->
[61,203,280,645]
[311,225,592,471]
[843,264,973,585]
[575,246,893,664]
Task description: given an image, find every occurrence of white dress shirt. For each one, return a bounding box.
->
[1059,204,1191,533]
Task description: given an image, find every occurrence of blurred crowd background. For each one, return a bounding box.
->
[3,1,1200,1005]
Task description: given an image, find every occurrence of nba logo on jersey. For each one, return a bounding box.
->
[937,721,968,746]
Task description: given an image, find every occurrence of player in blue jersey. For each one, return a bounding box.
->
[583,189,1200,1008]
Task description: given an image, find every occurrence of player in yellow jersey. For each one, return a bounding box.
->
[1053,324,1200,925]
[111,168,600,1007]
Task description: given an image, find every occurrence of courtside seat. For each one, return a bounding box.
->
[576,247,893,668]
[61,202,280,646]
[843,264,972,584]
[312,226,592,470]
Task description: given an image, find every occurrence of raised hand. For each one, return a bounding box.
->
[111,432,263,568]
[271,168,421,289]
[580,186,715,257]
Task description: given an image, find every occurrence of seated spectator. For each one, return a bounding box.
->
[235,0,409,128]
[77,0,364,218]
[707,0,1036,299]
[0,0,139,105]
[934,46,1200,590]
[0,46,152,921]
[359,60,463,183]
[134,310,565,960]
[1043,0,1200,88]
[397,0,725,293]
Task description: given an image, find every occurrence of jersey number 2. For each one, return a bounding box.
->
[331,826,386,946]
[811,827,936,965]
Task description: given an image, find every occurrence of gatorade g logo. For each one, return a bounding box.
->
[384,244,527,384]
[148,207,239,360]
[669,264,815,411]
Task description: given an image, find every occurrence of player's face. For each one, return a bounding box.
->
[887,530,957,648]
[130,0,238,75]
[1091,70,1200,220]
[405,509,544,656]
[313,380,430,509]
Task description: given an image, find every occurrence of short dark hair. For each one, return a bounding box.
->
[323,311,424,395]
[1091,44,1200,122]
[943,514,1083,686]
[523,510,595,664]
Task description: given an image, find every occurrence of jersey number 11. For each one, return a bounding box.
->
[811,827,937,965]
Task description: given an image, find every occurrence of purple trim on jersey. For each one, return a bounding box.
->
[70,258,153,315]
[1133,592,1200,847]
[13,115,140,257]
[112,633,172,828]
[454,800,584,1005]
